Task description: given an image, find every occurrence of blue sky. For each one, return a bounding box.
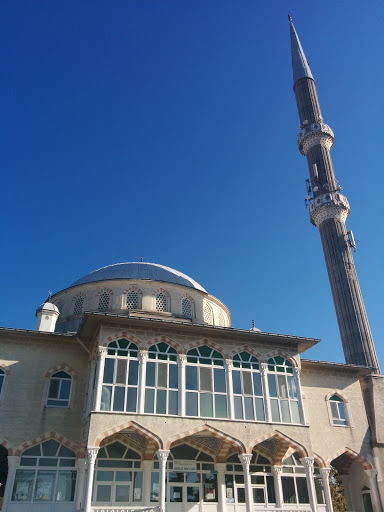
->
[1,1,383,366]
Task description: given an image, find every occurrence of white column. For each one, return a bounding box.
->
[179,354,187,416]
[225,359,234,419]
[239,454,253,512]
[294,367,306,424]
[94,346,107,411]
[85,358,96,416]
[139,350,148,413]
[157,449,170,512]
[365,469,383,512]
[300,457,317,512]
[320,467,334,512]
[75,457,86,511]
[142,460,153,507]
[272,466,283,508]
[2,455,20,512]
[84,447,99,512]
[260,363,271,422]
[216,462,227,512]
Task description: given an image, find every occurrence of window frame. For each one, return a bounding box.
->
[181,297,194,319]
[155,291,170,313]
[327,393,349,427]
[98,291,111,312]
[266,356,301,424]
[46,371,72,408]
[232,351,265,422]
[281,453,310,505]
[126,288,142,310]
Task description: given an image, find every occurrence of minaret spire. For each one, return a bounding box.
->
[289,19,380,371]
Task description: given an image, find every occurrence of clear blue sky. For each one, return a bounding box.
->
[1,1,383,366]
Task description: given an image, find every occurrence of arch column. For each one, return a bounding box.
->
[2,455,20,512]
[94,346,107,411]
[157,449,170,512]
[179,354,187,416]
[75,457,86,510]
[294,367,306,424]
[139,350,148,413]
[84,447,99,512]
[216,462,227,512]
[272,466,283,508]
[300,457,317,512]
[260,363,271,422]
[239,454,253,512]
[365,469,383,512]
[320,468,333,512]
[225,359,234,419]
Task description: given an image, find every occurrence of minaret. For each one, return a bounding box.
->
[289,16,380,370]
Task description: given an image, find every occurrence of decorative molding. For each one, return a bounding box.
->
[309,192,350,227]
[298,122,334,155]
[86,447,99,464]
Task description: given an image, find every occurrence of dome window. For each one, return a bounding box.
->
[156,292,169,312]
[203,303,213,324]
[73,296,84,316]
[98,292,110,312]
[127,290,140,310]
[182,297,193,318]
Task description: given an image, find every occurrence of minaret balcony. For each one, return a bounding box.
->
[309,192,350,227]
[298,122,334,155]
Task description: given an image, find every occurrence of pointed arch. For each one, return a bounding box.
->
[247,429,308,464]
[185,338,229,358]
[264,350,298,366]
[169,438,217,459]
[313,452,326,468]
[45,364,77,379]
[104,331,144,350]
[230,345,262,360]
[327,447,373,474]
[325,389,349,403]
[14,432,79,456]
[99,433,146,458]
[165,424,246,457]
[146,335,181,352]
[94,420,163,460]
[0,438,13,456]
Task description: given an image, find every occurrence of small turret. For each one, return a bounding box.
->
[35,296,60,332]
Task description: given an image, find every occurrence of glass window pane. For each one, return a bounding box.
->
[97,471,114,481]
[96,484,111,502]
[133,471,143,501]
[150,472,159,502]
[253,487,265,503]
[268,374,278,397]
[277,375,288,398]
[116,471,132,481]
[157,363,167,388]
[214,369,226,393]
[56,471,76,501]
[186,366,198,390]
[255,397,265,421]
[253,372,263,396]
[270,399,280,422]
[113,387,125,411]
[170,486,183,502]
[156,389,167,414]
[115,485,130,502]
[38,458,57,466]
[338,402,346,420]
[232,371,242,395]
[103,359,114,384]
[244,397,254,420]
[186,392,198,416]
[128,359,139,385]
[126,386,137,412]
[242,372,253,395]
[101,386,111,411]
[186,473,200,483]
[296,477,310,503]
[281,400,291,423]
[237,487,246,503]
[59,379,71,399]
[144,388,155,413]
[315,478,325,504]
[168,390,178,415]
[116,359,127,384]
[34,470,56,501]
[48,379,59,398]
[282,476,296,503]
[267,475,276,503]
[330,401,338,419]
[234,396,243,419]
[290,400,301,423]
[288,375,297,398]
[215,394,228,418]
[12,470,34,502]
[363,492,374,512]
[169,364,178,389]
[187,486,200,502]
[200,393,213,417]
[146,362,156,387]
[200,367,212,392]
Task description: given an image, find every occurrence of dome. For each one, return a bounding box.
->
[36,302,59,315]
[71,262,207,293]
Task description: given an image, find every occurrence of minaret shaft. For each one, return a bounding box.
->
[290,18,380,371]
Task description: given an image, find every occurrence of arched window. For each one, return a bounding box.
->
[93,442,143,507]
[185,345,227,419]
[126,290,140,310]
[182,297,193,319]
[100,339,139,413]
[362,486,374,512]
[11,440,77,504]
[155,292,169,312]
[225,452,275,506]
[232,352,265,421]
[0,369,4,397]
[329,394,348,426]
[281,452,309,505]
[98,292,110,312]
[145,342,178,415]
[267,356,300,424]
[47,371,72,407]
[73,296,84,315]
[203,303,213,324]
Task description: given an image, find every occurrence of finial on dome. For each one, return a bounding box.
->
[252,319,255,328]
[47,291,52,303]
[289,16,314,84]
[250,319,261,332]
[140,256,143,262]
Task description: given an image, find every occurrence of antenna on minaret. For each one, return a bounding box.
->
[347,231,356,251]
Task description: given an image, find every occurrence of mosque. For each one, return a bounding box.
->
[0,17,383,512]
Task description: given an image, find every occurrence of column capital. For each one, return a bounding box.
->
[272,465,283,476]
[178,354,187,366]
[300,456,314,473]
[225,359,233,370]
[86,447,99,465]
[260,362,268,375]
[239,453,253,468]
[7,455,21,469]
[320,467,332,478]
[157,449,170,463]
[97,346,108,358]
[140,349,148,362]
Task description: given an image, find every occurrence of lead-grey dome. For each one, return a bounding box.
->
[71,262,207,293]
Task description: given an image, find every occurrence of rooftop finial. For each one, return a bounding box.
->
[47,291,52,303]
[289,17,314,84]
[140,256,143,262]
[288,14,292,22]
[252,319,255,328]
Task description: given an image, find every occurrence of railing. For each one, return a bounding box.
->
[92,507,161,512]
